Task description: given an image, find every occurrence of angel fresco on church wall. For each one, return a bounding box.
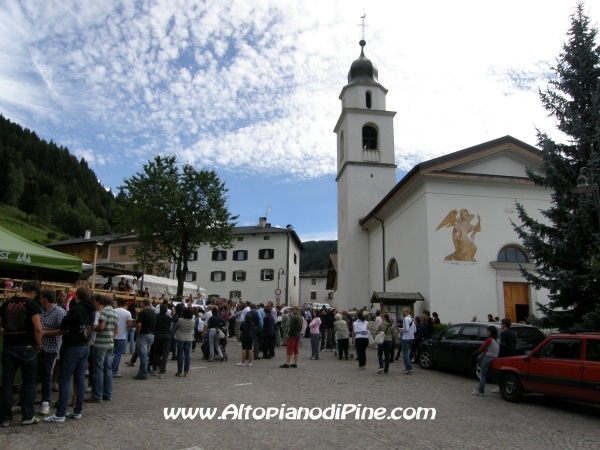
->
[435,209,481,262]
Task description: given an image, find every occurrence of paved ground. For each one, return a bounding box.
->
[1,345,599,450]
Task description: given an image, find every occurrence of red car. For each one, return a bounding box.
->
[489,332,600,404]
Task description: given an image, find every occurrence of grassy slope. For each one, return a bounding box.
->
[0,204,67,244]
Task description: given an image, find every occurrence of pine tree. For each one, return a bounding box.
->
[514,3,600,331]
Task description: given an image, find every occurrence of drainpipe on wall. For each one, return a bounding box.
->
[285,232,290,305]
[373,215,385,293]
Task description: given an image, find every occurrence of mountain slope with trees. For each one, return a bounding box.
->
[300,240,337,273]
[0,114,114,239]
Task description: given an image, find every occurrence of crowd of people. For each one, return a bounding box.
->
[1,279,515,426]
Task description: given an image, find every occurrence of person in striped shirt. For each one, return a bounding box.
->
[86,295,118,403]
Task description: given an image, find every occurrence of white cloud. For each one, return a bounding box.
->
[0,0,594,189]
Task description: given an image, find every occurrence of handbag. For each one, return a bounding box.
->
[217,328,225,339]
[374,324,390,345]
[367,330,377,348]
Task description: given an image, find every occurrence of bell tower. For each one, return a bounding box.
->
[334,38,397,310]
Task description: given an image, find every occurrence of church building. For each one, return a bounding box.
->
[332,39,552,325]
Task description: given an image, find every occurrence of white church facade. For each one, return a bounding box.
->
[333,39,552,325]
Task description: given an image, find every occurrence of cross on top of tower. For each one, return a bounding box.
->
[357,9,368,47]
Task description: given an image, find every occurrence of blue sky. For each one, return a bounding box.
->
[0,1,596,241]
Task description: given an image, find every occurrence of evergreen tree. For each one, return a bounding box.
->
[1,163,24,205]
[18,180,39,219]
[514,3,600,331]
[34,194,52,225]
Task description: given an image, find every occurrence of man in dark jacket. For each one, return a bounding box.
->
[262,307,275,359]
[423,310,434,339]
[248,304,263,360]
[491,318,518,394]
[499,319,517,357]
[325,308,336,350]
[0,280,42,426]
[44,287,96,423]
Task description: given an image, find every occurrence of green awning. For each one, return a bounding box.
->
[0,225,82,283]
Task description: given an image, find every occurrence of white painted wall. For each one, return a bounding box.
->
[340,83,387,111]
[336,81,397,312]
[187,230,301,306]
[365,174,552,325]
[368,183,432,306]
[299,276,333,306]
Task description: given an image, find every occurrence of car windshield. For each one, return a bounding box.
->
[512,327,545,345]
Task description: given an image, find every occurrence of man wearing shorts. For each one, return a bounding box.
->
[280,306,303,368]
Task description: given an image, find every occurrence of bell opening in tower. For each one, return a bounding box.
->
[362,125,377,150]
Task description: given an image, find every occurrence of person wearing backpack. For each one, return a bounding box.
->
[399,308,415,374]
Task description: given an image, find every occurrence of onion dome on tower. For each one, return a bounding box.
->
[347,39,379,84]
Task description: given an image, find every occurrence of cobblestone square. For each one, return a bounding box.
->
[1,347,598,450]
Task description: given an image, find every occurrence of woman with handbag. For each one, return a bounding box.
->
[206,306,225,362]
[352,311,369,370]
[375,313,395,374]
[472,325,499,396]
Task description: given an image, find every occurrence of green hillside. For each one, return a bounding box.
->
[0,203,69,244]
[300,240,337,273]
[0,114,115,238]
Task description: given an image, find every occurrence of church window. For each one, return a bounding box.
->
[339,131,344,161]
[366,91,372,109]
[497,245,528,263]
[387,259,399,281]
[362,125,377,150]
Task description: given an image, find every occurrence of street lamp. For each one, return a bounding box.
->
[571,167,600,227]
[277,268,285,290]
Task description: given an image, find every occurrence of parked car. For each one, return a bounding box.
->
[489,331,600,404]
[417,322,545,379]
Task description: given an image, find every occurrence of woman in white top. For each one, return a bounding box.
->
[352,311,369,369]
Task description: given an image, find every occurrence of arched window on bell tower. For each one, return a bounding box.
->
[362,125,377,150]
[366,90,372,109]
[339,131,344,161]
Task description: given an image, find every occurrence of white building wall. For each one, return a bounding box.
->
[299,277,333,306]
[423,177,552,324]
[336,81,397,312]
[187,231,301,306]
[337,163,397,311]
[341,84,387,110]
[368,185,432,306]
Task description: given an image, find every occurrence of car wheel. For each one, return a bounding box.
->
[419,349,434,369]
[474,360,482,380]
[500,374,524,403]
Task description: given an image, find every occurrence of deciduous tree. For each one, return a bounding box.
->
[116,155,237,297]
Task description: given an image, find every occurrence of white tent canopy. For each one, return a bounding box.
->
[92,273,206,299]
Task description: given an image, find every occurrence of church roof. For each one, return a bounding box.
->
[347,40,379,84]
[359,135,542,227]
[48,225,304,250]
[370,291,425,305]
